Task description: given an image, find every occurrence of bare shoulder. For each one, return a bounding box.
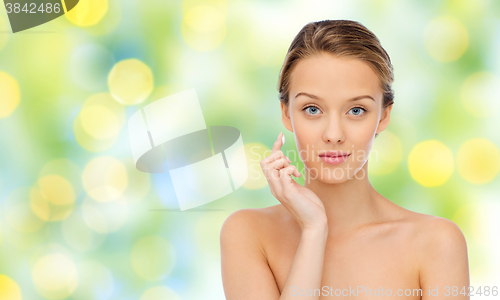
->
[396,210,468,264]
[402,210,466,245]
[400,212,470,288]
[369,200,470,290]
[380,198,464,237]
[219,204,287,270]
[375,200,467,250]
[417,215,467,251]
[220,204,284,241]
[220,205,284,299]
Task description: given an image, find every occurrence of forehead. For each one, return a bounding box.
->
[289,53,383,103]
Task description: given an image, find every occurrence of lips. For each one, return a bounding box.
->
[319,153,350,165]
[318,152,350,165]
[318,151,350,158]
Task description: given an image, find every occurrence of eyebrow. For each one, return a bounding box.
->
[295,92,375,102]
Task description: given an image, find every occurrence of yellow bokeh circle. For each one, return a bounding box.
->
[408,140,454,187]
[131,236,176,281]
[0,275,22,300]
[0,71,21,119]
[38,175,76,206]
[181,5,226,51]
[29,188,73,222]
[65,0,109,27]
[184,5,225,33]
[80,105,121,140]
[73,93,126,152]
[423,15,468,62]
[457,138,500,184]
[32,253,78,300]
[82,156,128,202]
[460,72,500,118]
[39,158,83,197]
[108,59,154,105]
[30,175,76,222]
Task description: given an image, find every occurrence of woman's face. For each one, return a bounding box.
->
[281,52,392,183]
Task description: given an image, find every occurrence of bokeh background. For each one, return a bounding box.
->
[1,0,500,299]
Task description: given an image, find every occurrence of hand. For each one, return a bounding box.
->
[260,132,328,231]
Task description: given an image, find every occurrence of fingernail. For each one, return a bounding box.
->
[286,157,291,162]
[282,134,285,145]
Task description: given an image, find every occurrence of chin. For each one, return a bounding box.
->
[304,159,367,183]
[304,163,349,183]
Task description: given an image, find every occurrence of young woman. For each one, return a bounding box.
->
[220,20,469,300]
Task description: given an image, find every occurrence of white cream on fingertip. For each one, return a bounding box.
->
[282,134,285,145]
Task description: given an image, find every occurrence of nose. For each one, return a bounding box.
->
[323,115,345,144]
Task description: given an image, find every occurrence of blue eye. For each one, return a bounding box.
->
[303,105,368,116]
[349,106,367,116]
[303,106,321,115]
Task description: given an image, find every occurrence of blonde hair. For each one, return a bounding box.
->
[278,19,395,110]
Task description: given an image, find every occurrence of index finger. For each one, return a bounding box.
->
[272,132,285,152]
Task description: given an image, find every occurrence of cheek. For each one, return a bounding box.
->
[348,123,376,144]
[291,121,318,162]
[348,113,379,138]
[294,130,313,161]
[346,120,378,161]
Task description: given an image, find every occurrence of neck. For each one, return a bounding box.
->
[304,161,381,235]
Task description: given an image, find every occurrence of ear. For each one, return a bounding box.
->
[281,102,293,132]
[376,104,393,135]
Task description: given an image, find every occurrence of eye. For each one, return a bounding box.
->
[303,105,322,115]
[348,106,368,116]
